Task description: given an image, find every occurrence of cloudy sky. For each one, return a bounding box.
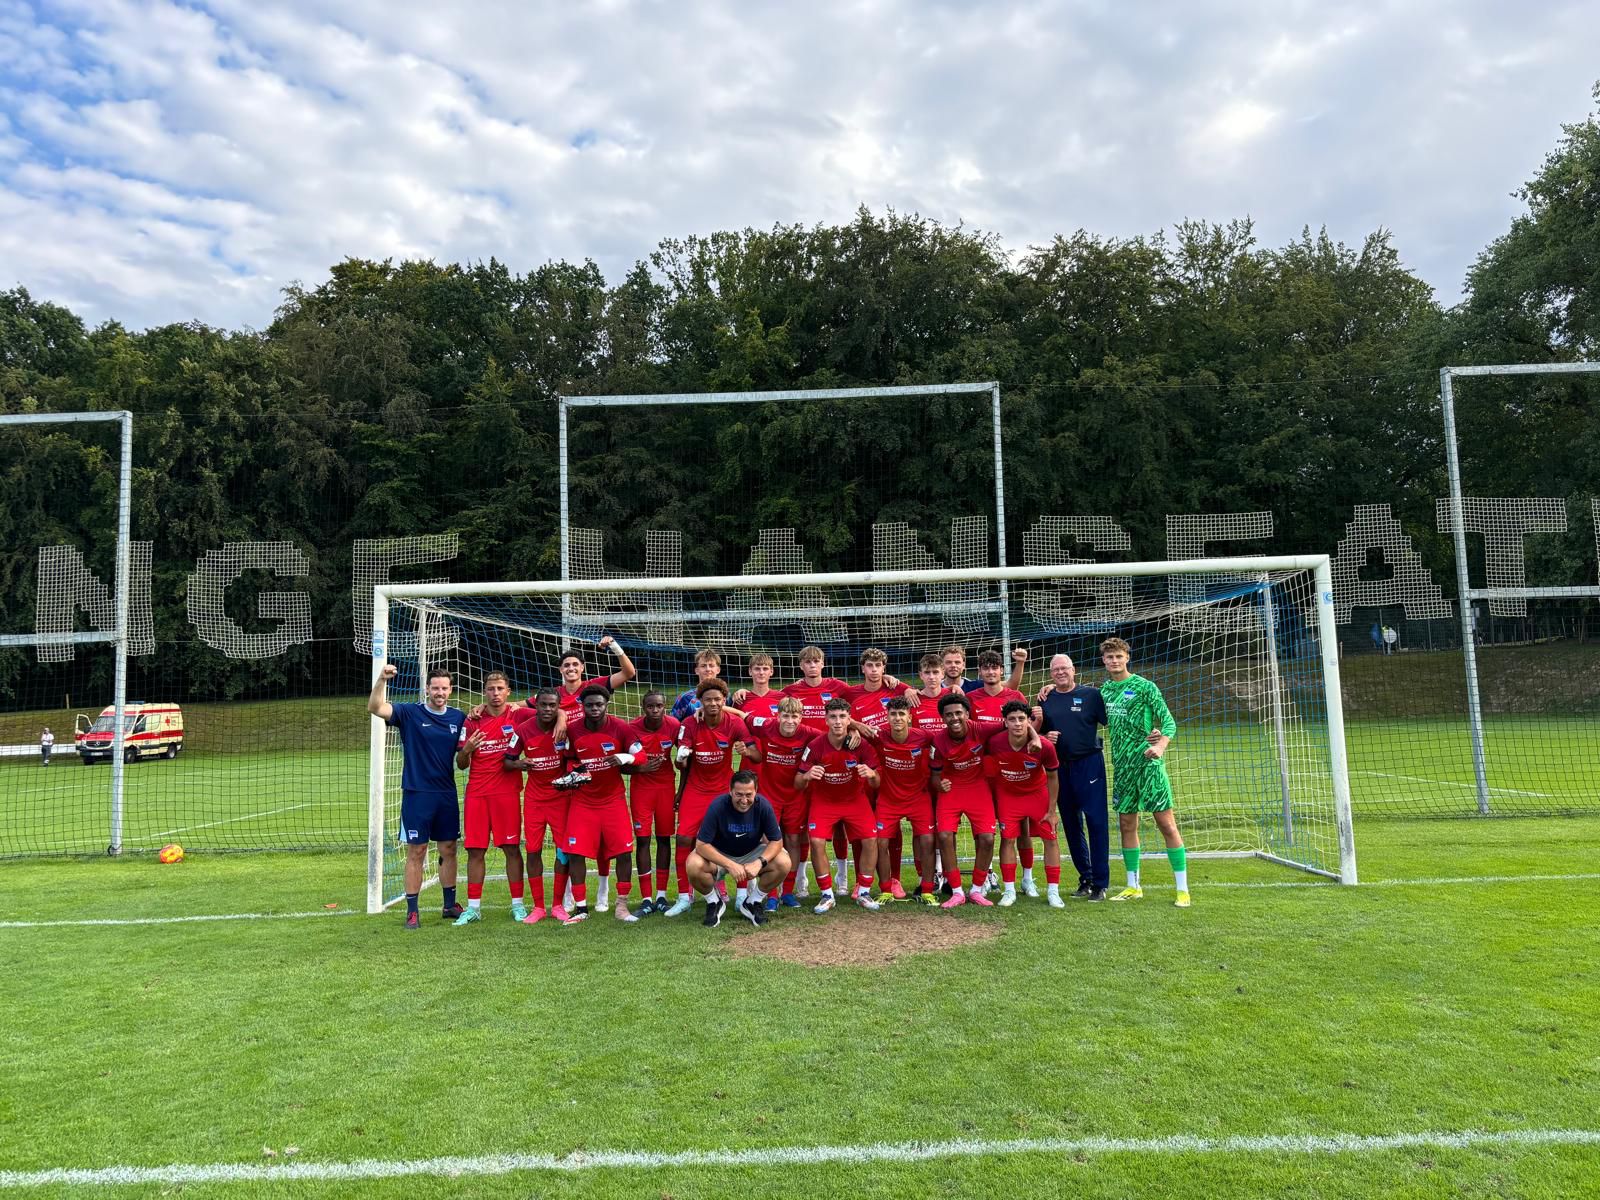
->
[2,0,1598,331]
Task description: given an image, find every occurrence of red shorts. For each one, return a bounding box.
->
[807,798,881,842]
[630,783,675,839]
[463,787,522,850]
[564,801,634,862]
[937,788,997,836]
[997,792,1056,839]
[876,791,935,837]
[524,794,568,852]
[677,790,718,839]
[774,794,809,836]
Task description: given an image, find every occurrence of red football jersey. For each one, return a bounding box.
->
[626,714,680,800]
[967,686,1027,734]
[844,684,900,734]
[984,730,1059,801]
[460,709,523,802]
[931,729,990,800]
[798,733,880,806]
[507,710,568,803]
[563,716,641,807]
[912,689,950,734]
[747,717,811,810]
[875,727,936,804]
[675,712,751,799]
[539,676,615,721]
[738,690,784,722]
[781,677,852,731]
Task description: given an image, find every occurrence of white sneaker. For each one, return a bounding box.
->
[1019,871,1038,898]
[663,894,694,918]
[998,887,1017,907]
[855,891,881,912]
[595,879,611,913]
[1046,890,1066,909]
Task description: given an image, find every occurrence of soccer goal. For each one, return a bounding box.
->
[367,556,1357,911]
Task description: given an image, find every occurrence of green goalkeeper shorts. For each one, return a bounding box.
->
[1111,763,1174,815]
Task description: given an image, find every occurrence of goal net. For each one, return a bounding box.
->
[367,557,1356,911]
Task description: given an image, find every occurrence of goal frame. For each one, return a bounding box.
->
[1439,362,1600,814]
[557,382,1012,644]
[0,410,134,854]
[368,554,1358,911]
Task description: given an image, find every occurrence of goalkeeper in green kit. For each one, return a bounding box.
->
[1100,637,1191,908]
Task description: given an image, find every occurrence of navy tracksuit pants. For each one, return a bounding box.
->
[1057,752,1109,890]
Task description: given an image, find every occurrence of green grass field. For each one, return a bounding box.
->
[1,815,1597,1198]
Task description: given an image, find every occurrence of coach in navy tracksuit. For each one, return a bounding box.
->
[1034,654,1110,901]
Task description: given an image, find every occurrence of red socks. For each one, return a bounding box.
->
[784,870,797,894]
[1019,840,1035,869]
[508,879,524,900]
[530,877,545,909]
[467,882,484,900]
[571,882,588,904]
[617,880,632,898]
[655,867,669,895]
[1046,865,1062,885]
[948,868,964,890]
[675,845,691,891]
[817,872,833,893]
[832,829,848,860]
[972,868,988,888]
[1000,863,1017,884]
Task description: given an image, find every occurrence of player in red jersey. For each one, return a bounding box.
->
[505,688,569,923]
[663,678,753,918]
[452,672,527,924]
[549,636,637,721]
[626,690,679,916]
[963,648,1036,896]
[985,701,1065,908]
[741,696,814,910]
[797,698,883,914]
[873,696,939,903]
[557,685,642,924]
[912,652,953,733]
[932,692,997,908]
[731,652,783,721]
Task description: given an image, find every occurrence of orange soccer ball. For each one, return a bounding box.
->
[157,843,185,864]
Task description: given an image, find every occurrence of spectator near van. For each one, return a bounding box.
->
[74,702,185,764]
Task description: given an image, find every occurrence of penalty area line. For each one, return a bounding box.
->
[1205,871,1600,890]
[3,1128,1598,1188]
[0,909,358,929]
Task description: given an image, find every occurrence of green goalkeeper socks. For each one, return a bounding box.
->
[1167,846,1188,893]
[1122,847,1140,888]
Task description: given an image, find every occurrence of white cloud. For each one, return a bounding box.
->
[1,0,1597,328]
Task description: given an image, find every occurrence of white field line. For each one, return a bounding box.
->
[1190,871,1600,890]
[2,1127,1597,1188]
[152,802,312,838]
[0,909,357,929]
[1354,770,1552,799]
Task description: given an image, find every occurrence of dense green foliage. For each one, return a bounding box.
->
[3,92,1599,705]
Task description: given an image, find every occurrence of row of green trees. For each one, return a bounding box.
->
[1,89,1597,700]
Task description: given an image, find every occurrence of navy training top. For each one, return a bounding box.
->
[1037,685,1107,761]
[388,702,465,796]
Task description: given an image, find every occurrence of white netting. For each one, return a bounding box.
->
[1331,503,1452,623]
[371,564,1350,908]
[1435,497,1568,616]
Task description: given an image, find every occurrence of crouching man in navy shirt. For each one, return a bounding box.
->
[1034,654,1111,901]
[685,769,790,929]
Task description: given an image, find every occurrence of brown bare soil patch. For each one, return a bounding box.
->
[726,909,1002,967]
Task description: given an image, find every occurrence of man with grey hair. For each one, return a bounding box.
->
[1033,653,1111,900]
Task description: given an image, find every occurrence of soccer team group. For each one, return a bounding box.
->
[367,638,1192,930]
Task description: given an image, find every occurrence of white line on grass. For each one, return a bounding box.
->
[1203,871,1600,890]
[151,802,312,838]
[1354,770,1552,799]
[0,909,357,929]
[2,1127,1596,1188]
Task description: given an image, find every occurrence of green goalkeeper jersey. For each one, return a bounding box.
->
[1101,672,1177,773]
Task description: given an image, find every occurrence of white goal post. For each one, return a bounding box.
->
[0,410,134,854]
[368,556,1358,912]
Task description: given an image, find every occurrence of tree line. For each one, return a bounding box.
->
[1,88,1597,702]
